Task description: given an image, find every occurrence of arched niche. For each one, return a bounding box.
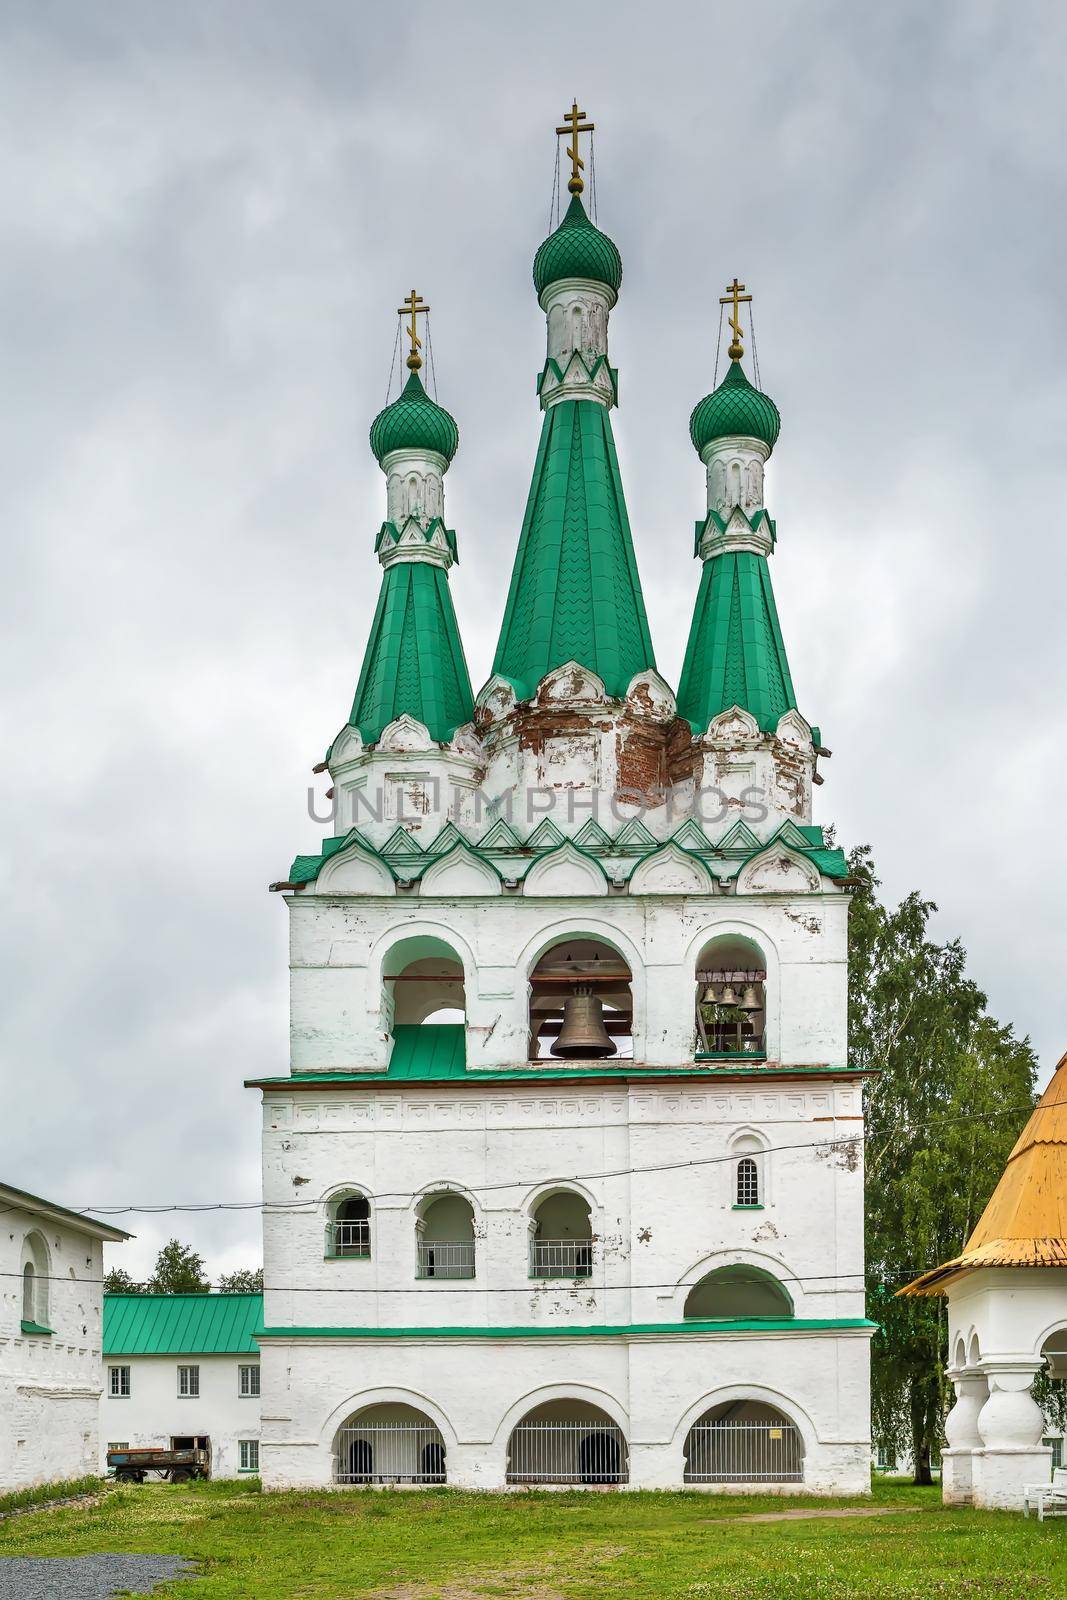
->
[334,1402,447,1485]
[382,934,466,1029]
[683,1398,804,1484]
[683,1264,793,1321]
[505,1399,627,1486]
[694,933,767,1057]
[527,936,632,1061]
[529,1189,592,1280]
[20,1231,50,1329]
[415,1191,476,1280]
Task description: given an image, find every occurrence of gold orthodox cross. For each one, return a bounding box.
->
[398,289,429,372]
[556,100,594,196]
[719,276,752,361]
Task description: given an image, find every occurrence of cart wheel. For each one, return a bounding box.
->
[169,1467,192,1483]
[117,1468,145,1484]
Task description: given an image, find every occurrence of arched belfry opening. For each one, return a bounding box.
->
[528,938,632,1060]
[383,935,466,1031]
[529,1189,593,1279]
[695,935,766,1057]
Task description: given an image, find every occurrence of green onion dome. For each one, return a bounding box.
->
[689,360,781,456]
[533,194,623,300]
[369,371,460,466]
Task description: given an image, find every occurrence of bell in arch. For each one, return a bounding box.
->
[552,985,616,1059]
[739,984,762,1013]
[719,981,738,1007]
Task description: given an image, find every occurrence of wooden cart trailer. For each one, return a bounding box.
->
[107,1445,210,1483]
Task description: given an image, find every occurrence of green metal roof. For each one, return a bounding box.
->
[677,549,799,735]
[103,1294,262,1356]
[532,194,622,298]
[689,360,781,455]
[492,396,655,700]
[369,371,459,465]
[348,557,474,745]
[260,1317,875,1341]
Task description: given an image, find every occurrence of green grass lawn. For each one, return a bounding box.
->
[0,1477,1063,1599]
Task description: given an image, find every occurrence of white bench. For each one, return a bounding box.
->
[1023,1467,1067,1521]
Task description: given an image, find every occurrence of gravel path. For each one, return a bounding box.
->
[0,1553,193,1599]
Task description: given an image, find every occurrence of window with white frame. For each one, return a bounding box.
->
[109,1365,131,1398]
[238,1439,260,1472]
[177,1364,200,1398]
[736,1155,760,1206]
[238,1364,260,1397]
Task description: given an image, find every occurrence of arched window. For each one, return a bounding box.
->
[684,1399,803,1483]
[695,936,766,1057]
[327,1193,371,1259]
[530,1190,592,1279]
[684,1265,793,1321]
[20,1232,49,1331]
[506,1400,627,1485]
[528,938,632,1060]
[736,1156,759,1207]
[334,1404,446,1485]
[416,1192,476,1279]
[383,936,466,1032]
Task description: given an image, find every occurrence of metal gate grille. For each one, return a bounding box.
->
[684,1420,803,1483]
[530,1239,593,1279]
[506,1422,628,1485]
[335,1422,446,1484]
[416,1240,476,1279]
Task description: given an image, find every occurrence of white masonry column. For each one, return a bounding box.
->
[972,1358,1051,1510]
[940,1364,988,1506]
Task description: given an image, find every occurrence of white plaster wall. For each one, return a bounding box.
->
[947,1268,1067,1364]
[285,893,849,1073]
[260,1076,865,1333]
[0,1206,105,1491]
[99,1354,260,1480]
[258,1328,871,1493]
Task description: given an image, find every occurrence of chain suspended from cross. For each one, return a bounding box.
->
[556,99,595,197]
[719,277,752,363]
[398,289,429,373]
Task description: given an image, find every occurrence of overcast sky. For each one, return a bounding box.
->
[2,1,1065,1281]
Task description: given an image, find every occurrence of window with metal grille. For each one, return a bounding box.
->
[177,1364,200,1398]
[109,1366,131,1398]
[238,1364,260,1397]
[239,1439,260,1472]
[736,1155,759,1206]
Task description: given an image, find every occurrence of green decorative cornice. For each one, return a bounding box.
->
[347,559,473,745]
[492,397,655,700]
[693,507,776,558]
[677,550,798,735]
[690,361,780,456]
[258,1317,875,1341]
[374,517,458,562]
[533,194,622,299]
[369,371,459,466]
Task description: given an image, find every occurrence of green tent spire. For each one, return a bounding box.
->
[676,547,797,734]
[348,558,473,744]
[492,396,655,700]
[342,302,474,748]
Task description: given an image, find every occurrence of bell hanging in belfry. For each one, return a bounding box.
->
[739,984,762,1013]
[552,985,616,1059]
[719,981,738,1007]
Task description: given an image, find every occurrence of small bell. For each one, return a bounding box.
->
[719,982,738,1007]
[553,985,616,1059]
[739,984,762,1013]
[700,983,720,1006]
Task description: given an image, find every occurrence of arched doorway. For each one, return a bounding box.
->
[506,1400,628,1486]
[335,1403,447,1485]
[684,1399,804,1484]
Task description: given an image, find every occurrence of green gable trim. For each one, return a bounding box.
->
[349,559,474,746]
[677,549,799,735]
[104,1294,263,1356]
[492,398,655,701]
[259,1317,875,1341]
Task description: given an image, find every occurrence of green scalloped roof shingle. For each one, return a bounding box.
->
[369,371,459,465]
[348,560,473,745]
[690,361,781,455]
[492,398,655,700]
[532,195,623,299]
[677,550,798,734]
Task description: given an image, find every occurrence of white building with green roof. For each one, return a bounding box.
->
[251,107,871,1493]
[100,1294,262,1480]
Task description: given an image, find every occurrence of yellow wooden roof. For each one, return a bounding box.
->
[899,1050,1067,1296]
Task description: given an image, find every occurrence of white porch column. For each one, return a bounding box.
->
[941,1365,987,1506]
[972,1358,1051,1510]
